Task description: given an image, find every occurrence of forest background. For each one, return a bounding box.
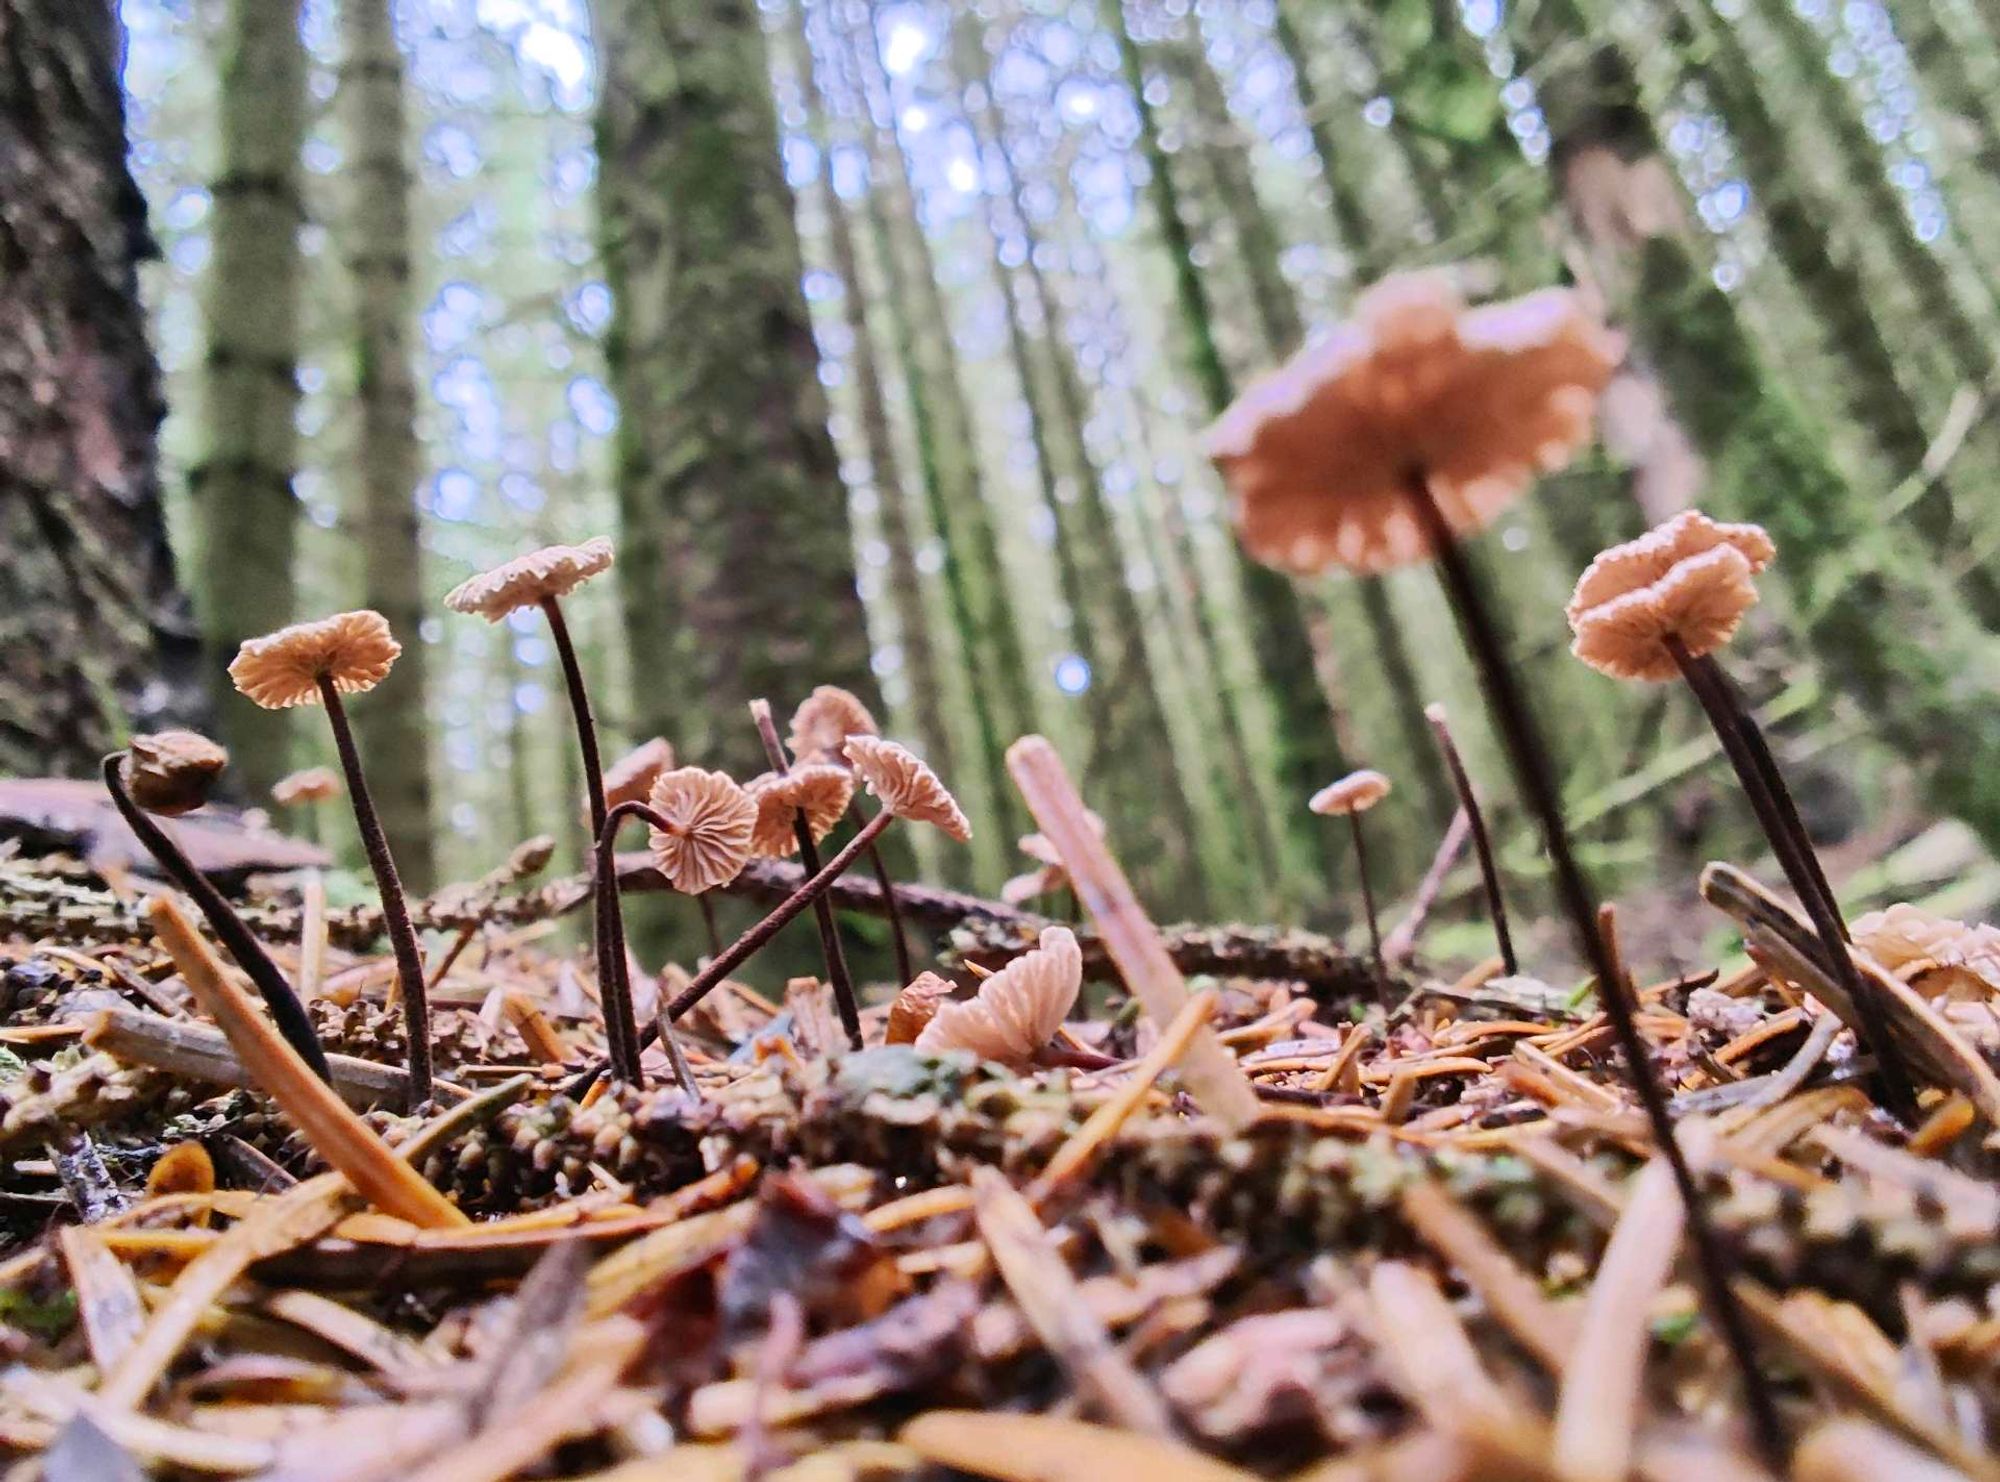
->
[5,0,1999,972]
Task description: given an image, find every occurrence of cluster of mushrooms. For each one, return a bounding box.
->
[104,264,1945,1467]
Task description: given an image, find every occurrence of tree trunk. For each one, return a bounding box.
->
[0,0,205,776]
[596,0,880,777]
[196,0,307,801]
[1103,0,1344,897]
[339,0,435,890]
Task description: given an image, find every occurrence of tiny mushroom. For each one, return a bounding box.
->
[1002,810,1105,907]
[124,730,229,817]
[271,766,341,808]
[745,763,856,860]
[844,735,973,842]
[916,926,1083,1068]
[1310,769,1392,991]
[229,610,435,1103]
[601,737,675,816]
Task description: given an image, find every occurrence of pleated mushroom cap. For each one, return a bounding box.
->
[843,735,972,842]
[787,685,880,767]
[1310,769,1392,817]
[442,537,614,622]
[644,766,757,894]
[1567,511,1775,682]
[915,926,1083,1067]
[601,737,676,815]
[1206,270,1622,575]
[229,611,402,709]
[125,731,229,816]
[271,767,341,807]
[745,763,857,859]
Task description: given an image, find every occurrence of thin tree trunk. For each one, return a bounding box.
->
[0,0,205,775]
[596,0,880,776]
[1103,0,1344,894]
[197,0,307,800]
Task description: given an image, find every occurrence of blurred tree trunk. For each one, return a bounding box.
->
[339,0,434,890]
[196,0,306,801]
[1531,23,2000,853]
[1104,0,1343,897]
[0,0,205,776]
[597,0,880,776]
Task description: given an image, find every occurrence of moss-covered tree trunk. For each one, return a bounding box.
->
[597,0,880,776]
[196,0,306,800]
[1103,0,1343,896]
[1532,27,2000,853]
[339,0,434,889]
[0,0,205,775]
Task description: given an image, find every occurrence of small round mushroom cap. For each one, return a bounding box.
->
[124,731,229,816]
[229,611,402,709]
[915,926,1083,1067]
[644,767,756,895]
[842,736,972,841]
[442,537,614,622]
[787,685,880,766]
[1852,903,2000,999]
[271,767,342,807]
[744,763,857,859]
[1310,769,1392,817]
[601,737,676,816]
[1206,270,1622,575]
[1567,511,1774,682]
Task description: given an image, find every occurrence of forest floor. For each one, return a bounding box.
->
[0,838,1997,1482]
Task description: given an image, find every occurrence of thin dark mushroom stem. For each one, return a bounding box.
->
[568,808,898,1095]
[317,676,435,1106]
[1346,811,1385,996]
[1667,638,1918,1120]
[1403,471,1785,1468]
[542,596,607,846]
[1424,704,1517,974]
[751,699,863,1049]
[100,754,331,1085]
[696,891,723,962]
[860,826,915,987]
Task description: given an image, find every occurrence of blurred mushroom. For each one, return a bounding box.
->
[1002,810,1105,912]
[916,926,1082,1068]
[124,730,228,817]
[1567,509,1916,1116]
[1310,769,1392,993]
[600,737,675,816]
[230,610,433,1103]
[885,971,953,1045]
[271,765,341,845]
[1851,904,2000,1000]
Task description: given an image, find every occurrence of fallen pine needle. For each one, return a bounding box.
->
[57,1225,147,1375]
[147,895,468,1230]
[1366,1260,1511,1430]
[899,1410,1257,1482]
[1397,1180,1576,1375]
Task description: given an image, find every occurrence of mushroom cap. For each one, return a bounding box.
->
[124,731,229,816]
[1017,808,1104,868]
[915,926,1083,1067]
[644,766,757,895]
[229,611,402,709]
[271,766,342,806]
[787,685,880,767]
[843,735,972,841]
[1310,768,1392,817]
[1852,903,2000,999]
[885,970,954,1046]
[1567,511,1774,682]
[744,763,857,859]
[1206,271,1622,575]
[442,537,614,622]
[601,737,676,816]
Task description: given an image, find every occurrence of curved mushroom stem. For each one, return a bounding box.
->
[1424,705,1517,974]
[593,796,693,1085]
[318,678,434,1106]
[1667,639,1918,1120]
[100,754,332,1085]
[569,808,898,1097]
[750,699,863,1049]
[542,596,608,846]
[1346,812,1385,996]
[1404,472,1785,1468]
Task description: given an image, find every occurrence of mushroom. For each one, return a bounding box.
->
[885,971,953,1045]
[229,610,435,1103]
[915,926,1082,1068]
[1423,704,1516,974]
[1567,510,1916,1113]
[100,735,329,1083]
[586,764,753,1086]
[785,686,914,986]
[572,738,972,1093]
[1001,810,1105,913]
[600,737,675,816]
[271,766,341,845]
[1309,769,1392,993]
[445,539,635,1075]
[1206,270,1778,1457]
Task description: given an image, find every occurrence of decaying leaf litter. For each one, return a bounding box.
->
[4,273,2000,1480]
